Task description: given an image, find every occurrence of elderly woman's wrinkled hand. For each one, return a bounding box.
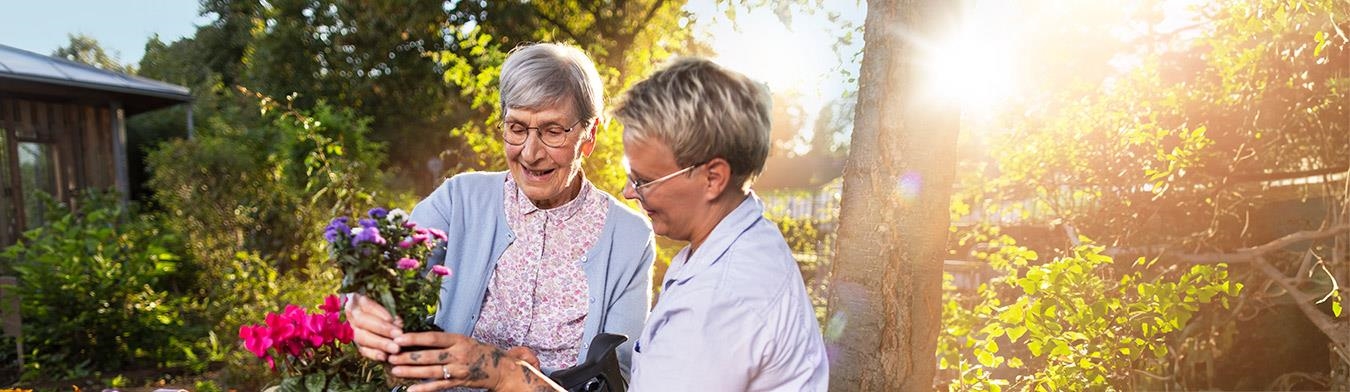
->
[387,332,510,391]
[345,294,404,361]
[505,346,541,370]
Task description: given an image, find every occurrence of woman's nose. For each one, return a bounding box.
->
[519,131,546,160]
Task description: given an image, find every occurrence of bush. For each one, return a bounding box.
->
[0,191,199,381]
[146,96,390,388]
[937,235,1243,390]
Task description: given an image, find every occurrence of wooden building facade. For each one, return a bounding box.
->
[0,44,191,246]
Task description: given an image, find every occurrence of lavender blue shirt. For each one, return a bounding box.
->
[410,171,655,376]
[630,194,829,391]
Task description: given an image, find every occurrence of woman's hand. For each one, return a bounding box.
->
[344,294,404,361]
[505,346,541,370]
[388,333,563,392]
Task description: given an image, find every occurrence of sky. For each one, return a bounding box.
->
[0,1,206,65]
[0,1,864,144]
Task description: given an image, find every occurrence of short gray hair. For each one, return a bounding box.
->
[499,43,605,122]
[613,57,771,189]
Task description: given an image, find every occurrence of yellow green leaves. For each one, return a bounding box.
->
[937,236,1240,389]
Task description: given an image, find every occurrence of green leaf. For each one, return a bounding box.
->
[1051,340,1072,357]
[304,373,327,392]
[977,350,997,367]
[1028,339,1044,356]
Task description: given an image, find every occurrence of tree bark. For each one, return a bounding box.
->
[826,0,960,390]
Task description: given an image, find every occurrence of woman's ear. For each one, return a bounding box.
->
[703,157,732,201]
[580,118,599,156]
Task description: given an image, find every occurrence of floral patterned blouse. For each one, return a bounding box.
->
[471,175,609,370]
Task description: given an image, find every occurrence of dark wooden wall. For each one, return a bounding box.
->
[0,96,117,245]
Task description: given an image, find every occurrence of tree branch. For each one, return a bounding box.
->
[618,0,668,43]
[1106,224,1350,264]
[1251,256,1348,355]
[532,8,583,44]
[1205,164,1349,184]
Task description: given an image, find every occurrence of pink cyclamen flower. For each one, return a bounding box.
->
[431,265,452,277]
[265,313,296,343]
[303,314,327,347]
[239,325,272,358]
[320,294,343,314]
[397,257,420,270]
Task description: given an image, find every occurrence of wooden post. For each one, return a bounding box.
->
[110,101,129,204]
[0,276,21,371]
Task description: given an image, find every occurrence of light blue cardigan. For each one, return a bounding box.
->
[409,171,655,376]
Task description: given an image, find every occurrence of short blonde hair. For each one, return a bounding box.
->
[499,43,605,122]
[613,57,771,189]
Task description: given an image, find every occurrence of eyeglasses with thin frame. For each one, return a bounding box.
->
[501,119,586,148]
[626,162,704,203]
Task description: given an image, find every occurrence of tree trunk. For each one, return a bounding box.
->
[826,0,959,390]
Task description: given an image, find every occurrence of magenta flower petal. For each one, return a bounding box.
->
[320,294,342,314]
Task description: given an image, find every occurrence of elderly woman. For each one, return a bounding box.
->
[346,42,655,384]
[393,57,828,391]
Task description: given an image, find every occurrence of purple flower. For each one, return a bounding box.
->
[397,258,420,270]
[431,265,452,277]
[351,226,387,246]
[368,207,388,219]
[358,218,378,228]
[324,217,351,242]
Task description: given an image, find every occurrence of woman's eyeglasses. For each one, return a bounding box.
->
[501,119,586,148]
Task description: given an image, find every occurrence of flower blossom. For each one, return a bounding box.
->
[431,265,452,277]
[397,257,420,270]
[387,208,408,223]
[351,225,387,246]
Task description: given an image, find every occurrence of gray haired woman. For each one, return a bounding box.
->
[347,43,655,389]
[395,57,829,392]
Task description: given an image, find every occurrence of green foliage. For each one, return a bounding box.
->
[50,34,135,73]
[0,191,197,380]
[948,2,1346,385]
[937,235,1242,390]
[964,0,1347,249]
[763,196,837,324]
[145,93,387,388]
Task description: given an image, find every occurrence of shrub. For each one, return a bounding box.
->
[937,235,1242,390]
[0,191,197,380]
